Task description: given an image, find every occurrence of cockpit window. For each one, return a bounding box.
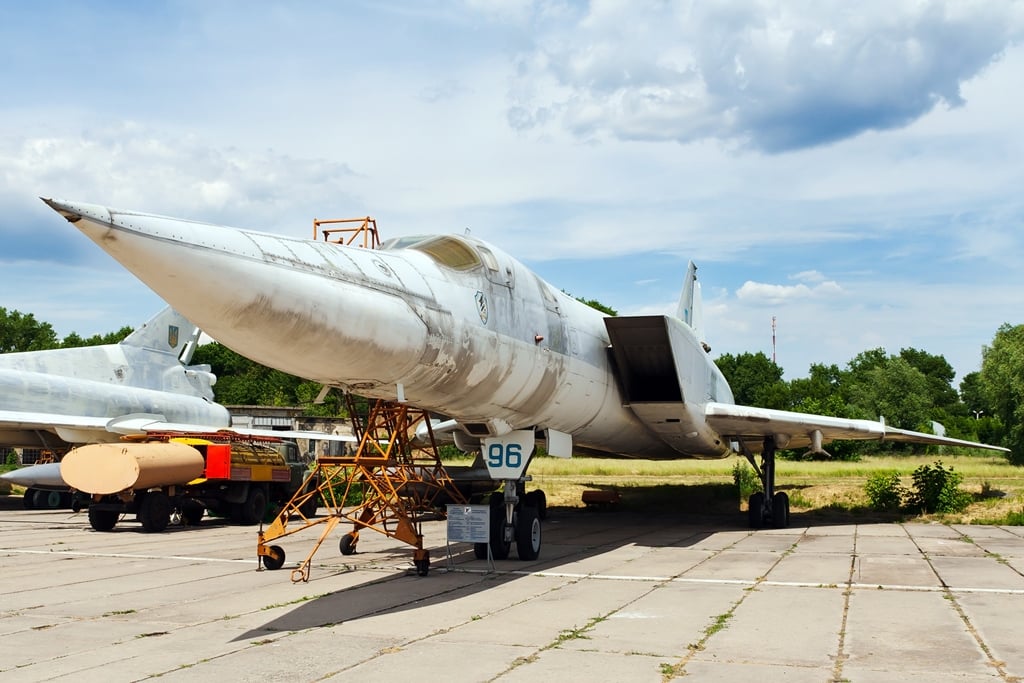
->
[380,235,482,271]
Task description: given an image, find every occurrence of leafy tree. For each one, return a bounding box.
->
[899,347,959,411]
[848,356,932,432]
[61,326,134,347]
[959,372,989,417]
[192,341,347,416]
[978,323,1024,464]
[0,307,59,352]
[714,351,789,409]
[573,295,617,316]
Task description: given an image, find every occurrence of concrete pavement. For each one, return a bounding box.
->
[2,500,1024,682]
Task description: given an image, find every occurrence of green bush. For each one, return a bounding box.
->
[732,461,761,500]
[908,460,971,514]
[864,471,906,511]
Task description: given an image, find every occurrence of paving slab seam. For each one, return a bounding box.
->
[829,525,858,683]
[136,571,505,680]
[483,526,762,680]
[660,529,808,680]
[905,524,1018,682]
[3,548,256,564]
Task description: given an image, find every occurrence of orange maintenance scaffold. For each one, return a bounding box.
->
[257,399,467,580]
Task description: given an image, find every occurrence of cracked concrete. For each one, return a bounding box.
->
[2,501,1023,682]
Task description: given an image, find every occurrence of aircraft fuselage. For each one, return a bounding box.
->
[45,201,735,459]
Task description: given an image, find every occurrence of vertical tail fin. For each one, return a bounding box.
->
[675,261,705,344]
[120,306,201,362]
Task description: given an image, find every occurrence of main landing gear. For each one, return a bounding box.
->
[472,483,546,562]
[741,435,790,529]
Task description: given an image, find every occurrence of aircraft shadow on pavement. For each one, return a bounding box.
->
[235,482,890,640]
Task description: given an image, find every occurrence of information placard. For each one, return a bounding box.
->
[446,504,490,543]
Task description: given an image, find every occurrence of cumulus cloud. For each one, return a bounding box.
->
[0,123,356,235]
[508,0,1024,152]
[736,278,843,304]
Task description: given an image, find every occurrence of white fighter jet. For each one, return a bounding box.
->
[0,306,228,506]
[40,198,1005,557]
[1,304,352,508]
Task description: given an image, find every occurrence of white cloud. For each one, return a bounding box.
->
[736,279,843,304]
[509,0,1024,151]
[790,270,827,283]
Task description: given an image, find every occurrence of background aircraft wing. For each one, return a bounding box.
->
[0,411,356,446]
[704,402,1008,454]
[105,415,357,442]
[0,410,110,432]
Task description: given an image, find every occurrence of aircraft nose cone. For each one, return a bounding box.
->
[40,197,110,225]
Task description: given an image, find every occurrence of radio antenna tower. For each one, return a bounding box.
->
[771,316,777,365]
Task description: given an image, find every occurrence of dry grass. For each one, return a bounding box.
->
[520,453,1024,525]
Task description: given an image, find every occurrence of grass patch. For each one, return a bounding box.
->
[517,453,1024,524]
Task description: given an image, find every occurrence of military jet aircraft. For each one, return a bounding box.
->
[1,304,352,508]
[40,198,1006,558]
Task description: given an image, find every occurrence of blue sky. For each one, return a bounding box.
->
[1,0,1022,381]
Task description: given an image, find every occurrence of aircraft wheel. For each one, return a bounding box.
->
[748,492,765,529]
[339,532,358,556]
[515,506,541,561]
[473,542,489,559]
[526,490,548,521]
[772,492,790,528]
[489,494,511,560]
[262,545,286,570]
[239,487,267,525]
[23,488,37,509]
[139,492,171,533]
[88,506,119,531]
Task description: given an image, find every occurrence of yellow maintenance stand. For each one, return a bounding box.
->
[257,399,466,581]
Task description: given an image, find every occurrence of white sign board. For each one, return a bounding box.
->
[446,504,490,544]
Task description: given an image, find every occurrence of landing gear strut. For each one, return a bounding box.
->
[472,480,543,561]
[742,436,790,529]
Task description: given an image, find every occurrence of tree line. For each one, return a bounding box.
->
[2,306,1021,462]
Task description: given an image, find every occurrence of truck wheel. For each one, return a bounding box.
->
[182,501,205,526]
[239,487,267,525]
[88,506,119,531]
[23,488,37,509]
[298,491,319,518]
[139,492,171,532]
[33,489,63,509]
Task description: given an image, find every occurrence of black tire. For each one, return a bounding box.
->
[526,490,548,521]
[415,557,430,576]
[182,501,205,526]
[339,532,357,556]
[239,486,267,526]
[473,542,489,559]
[23,488,37,509]
[748,491,765,529]
[772,491,790,528]
[139,492,171,533]
[33,489,63,509]
[515,505,541,561]
[262,545,286,570]
[88,506,119,531]
[298,491,319,518]
[489,493,510,560]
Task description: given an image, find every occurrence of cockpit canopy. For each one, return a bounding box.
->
[380,235,498,272]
